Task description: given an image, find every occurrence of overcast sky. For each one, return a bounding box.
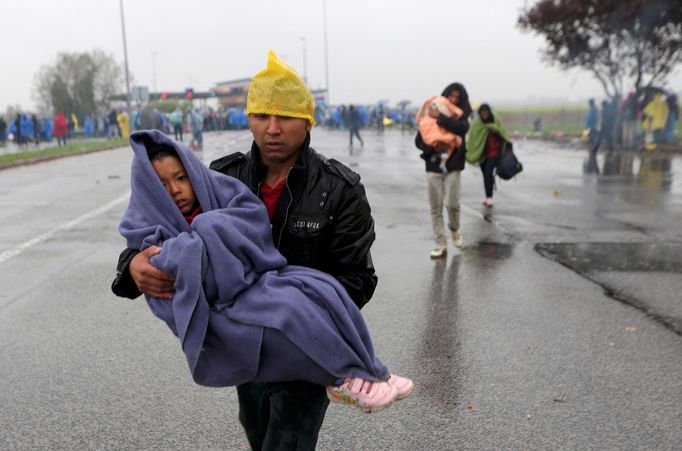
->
[3,0,681,111]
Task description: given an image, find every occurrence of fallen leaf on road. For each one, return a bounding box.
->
[552,189,561,197]
[465,402,473,410]
[625,326,637,332]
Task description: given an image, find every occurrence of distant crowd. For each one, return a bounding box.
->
[316,103,416,132]
[0,105,252,149]
[0,112,57,146]
[0,101,419,152]
[584,89,679,153]
[2,89,676,153]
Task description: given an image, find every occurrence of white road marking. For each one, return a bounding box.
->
[0,192,130,264]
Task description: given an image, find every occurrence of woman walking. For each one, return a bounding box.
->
[466,104,511,207]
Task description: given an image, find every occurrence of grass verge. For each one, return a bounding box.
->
[0,138,128,168]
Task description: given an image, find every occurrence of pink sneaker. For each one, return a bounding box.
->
[388,373,414,400]
[326,377,398,413]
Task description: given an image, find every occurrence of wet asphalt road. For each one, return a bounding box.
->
[1,129,681,450]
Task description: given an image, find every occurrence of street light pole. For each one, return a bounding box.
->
[300,37,308,85]
[119,0,131,113]
[152,51,157,92]
[322,0,330,104]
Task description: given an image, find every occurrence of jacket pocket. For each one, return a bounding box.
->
[284,214,330,264]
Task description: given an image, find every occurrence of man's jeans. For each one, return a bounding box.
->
[237,381,329,451]
[426,170,461,248]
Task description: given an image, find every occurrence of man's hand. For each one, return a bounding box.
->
[129,246,175,300]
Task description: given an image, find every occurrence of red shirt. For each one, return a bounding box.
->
[485,133,501,159]
[184,205,202,225]
[260,179,287,221]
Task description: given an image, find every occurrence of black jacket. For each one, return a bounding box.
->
[415,114,470,172]
[416,82,472,173]
[112,134,378,309]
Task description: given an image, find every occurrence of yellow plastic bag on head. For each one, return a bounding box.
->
[246,50,316,125]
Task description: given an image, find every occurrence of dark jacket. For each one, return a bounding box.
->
[348,107,362,130]
[600,101,615,135]
[415,82,471,173]
[112,133,378,309]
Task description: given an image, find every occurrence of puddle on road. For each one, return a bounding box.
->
[468,242,513,260]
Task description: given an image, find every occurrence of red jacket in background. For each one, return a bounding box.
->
[53,112,67,137]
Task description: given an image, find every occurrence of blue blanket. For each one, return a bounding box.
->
[119,130,387,387]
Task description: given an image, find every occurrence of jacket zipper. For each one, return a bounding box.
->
[277,167,294,249]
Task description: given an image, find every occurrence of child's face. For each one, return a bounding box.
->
[152,155,198,215]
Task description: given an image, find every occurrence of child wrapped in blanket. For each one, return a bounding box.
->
[119,130,413,413]
[415,96,464,172]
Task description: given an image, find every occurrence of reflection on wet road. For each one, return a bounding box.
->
[584,152,674,193]
[416,257,462,405]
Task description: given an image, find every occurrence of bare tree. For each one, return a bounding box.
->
[33,50,125,119]
[518,0,682,100]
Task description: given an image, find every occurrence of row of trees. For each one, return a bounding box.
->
[31,50,191,119]
[32,50,126,119]
[518,0,682,100]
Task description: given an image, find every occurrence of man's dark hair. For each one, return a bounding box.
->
[146,143,179,162]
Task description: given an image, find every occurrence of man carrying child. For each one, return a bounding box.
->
[112,50,380,451]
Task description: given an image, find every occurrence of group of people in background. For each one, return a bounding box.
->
[585,90,679,154]
[412,84,679,259]
[0,112,63,146]
[0,108,126,147]
[414,83,515,258]
[0,105,252,149]
[319,103,416,136]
